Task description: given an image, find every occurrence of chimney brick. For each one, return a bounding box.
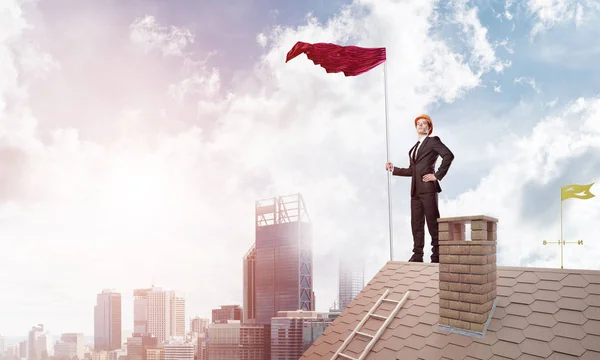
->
[438,215,499,334]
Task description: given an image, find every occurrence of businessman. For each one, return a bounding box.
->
[385,114,454,263]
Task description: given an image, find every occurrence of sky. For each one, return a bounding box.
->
[1,0,600,339]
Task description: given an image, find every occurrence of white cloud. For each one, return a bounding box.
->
[452,0,510,73]
[129,15,194,57]
[527,0,599,38]
[505,0,515,20]
[514,76,541,93]
[495,38,514,54]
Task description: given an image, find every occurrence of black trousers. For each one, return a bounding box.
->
[410,192,440,260]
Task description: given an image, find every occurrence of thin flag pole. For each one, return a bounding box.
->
[383,61,393,261]
[560,188,563,269]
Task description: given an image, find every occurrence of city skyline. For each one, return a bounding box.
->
[2,0,600,338]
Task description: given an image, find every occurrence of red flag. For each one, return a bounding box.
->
[285,41,386,76]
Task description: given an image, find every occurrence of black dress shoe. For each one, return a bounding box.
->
[408,254,423,262]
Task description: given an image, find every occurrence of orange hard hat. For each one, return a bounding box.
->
[414,114,433,135]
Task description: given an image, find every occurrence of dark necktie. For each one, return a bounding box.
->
[411,141,420,162]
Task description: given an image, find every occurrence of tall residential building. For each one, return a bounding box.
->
[136,287,184,342]
[338,258,365,311]
[28,324,44,360]
[94,289,122,351]
[133,289,151,334]
[171,296,185,337]
[19,340,28,359]
[211,305,242,324]
[58,333,84,360]
[242,245,256,323]
[251,194,314,325]
[147,287,172,343]
[270,311,335,360]
[206,321,270,360]
[189,317,209,334]
[37,333,53,358]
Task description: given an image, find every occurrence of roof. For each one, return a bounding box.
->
[301,261,600,360]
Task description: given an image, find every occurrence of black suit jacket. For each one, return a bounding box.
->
[392,136,454,197]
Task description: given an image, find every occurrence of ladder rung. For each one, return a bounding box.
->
[337,353,357,360]
[356,331,374,338]
[369,313,386,320]
[382,298,400,303]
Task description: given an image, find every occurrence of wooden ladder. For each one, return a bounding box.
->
[331,289,410,360]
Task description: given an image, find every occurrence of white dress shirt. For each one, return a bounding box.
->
[412,135,429,160]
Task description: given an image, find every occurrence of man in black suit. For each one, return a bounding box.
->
[385,114,454,263]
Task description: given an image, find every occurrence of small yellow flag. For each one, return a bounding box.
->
[561,183,595,201]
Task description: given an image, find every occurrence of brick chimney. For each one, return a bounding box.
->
[437,215,498,334]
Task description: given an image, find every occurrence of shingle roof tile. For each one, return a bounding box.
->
[561,274,589,288]
[523,324,555,342]
[534,289,561,302]
[582,275,600,284]
[492,340,522,358]
[520,338,553,358]
[581,334,600,352]
[418,344,445,360]
[515,283,539,294]
[554,309,587,325]
[557,297,588,311]
[552,322,587,340]
[530,300,560,314]
[517,272,540,284]
[301,262,600,360]
[584,294,600,307]
[559,286,588,299]
[586,284,600,295]
[549,336,586,356]
[510,292,536,305]
[582,319,600,336]
[581,350,600,360]
[583,306,600,321]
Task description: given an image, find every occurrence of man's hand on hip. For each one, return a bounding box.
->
[422,174,437,182]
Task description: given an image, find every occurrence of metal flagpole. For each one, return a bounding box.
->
[383,61,393,261]
[560,188,564,269]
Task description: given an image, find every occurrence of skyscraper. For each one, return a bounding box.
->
[251,194,314,325]
[136,287,184,343]
[172,296,185,337]
[242,245,256,323]
[133,289,151,335]
[338,257,364,311]
[28,324,44,360]
[94,289,122,351]
[147,287,172,343]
